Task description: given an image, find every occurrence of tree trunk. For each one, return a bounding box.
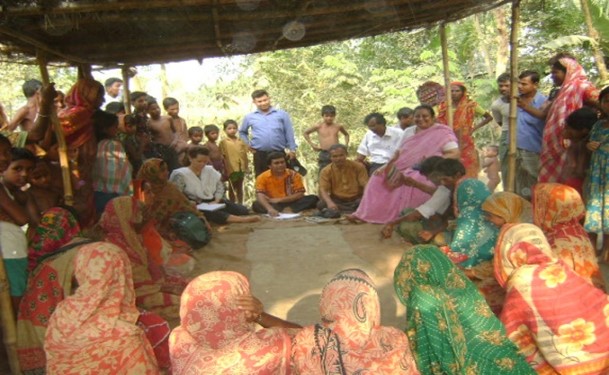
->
[160,63,169,99]
[473,14,494,77]
[494,7,509,75]
[581,0,609,83]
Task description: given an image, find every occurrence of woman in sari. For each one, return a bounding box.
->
[539,53,599,183]
[170,271,299,374]
[494,223,609,374]
[292,269,420,374]
[57,78,106,227]
[136,158,210,237]
[44,242,159,375]
[99,196,180,320]
[481,191,533,228]
[533,183,604,289]
[351,105,459,224]
[437,82,492,178]
[393,245,534,375]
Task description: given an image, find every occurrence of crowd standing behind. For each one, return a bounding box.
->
[1,51,609,374]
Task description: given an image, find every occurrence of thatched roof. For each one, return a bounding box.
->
[0,0,509,67]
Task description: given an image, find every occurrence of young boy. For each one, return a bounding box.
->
[562,107,598,197]
[395,107,414,130]
[163,97,189,163]
[120,114,146,177]
[303,105,350,173]
[188,126,204,145]
[147,99,180,171]
[482,145,501,192]
[27,159,61,214]
[1,147,39,227]
[8,79,42,132]
[203,124,226,180]
[219,119,248,204]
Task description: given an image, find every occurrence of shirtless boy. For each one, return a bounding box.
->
[163,97,189,156]
[303,105,350,173]
[147,99,180,171]
[203,124,226,180]
[8,79,42,132]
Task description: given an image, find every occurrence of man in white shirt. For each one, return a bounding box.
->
[356,112,403,175]
[103,77,123,105]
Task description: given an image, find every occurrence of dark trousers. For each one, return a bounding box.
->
[368,162,385,176]
[252,195,319,214]
[253,150,286,177]
[202,199,250,224]
[317,196,362,213]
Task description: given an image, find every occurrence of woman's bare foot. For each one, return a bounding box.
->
[345,214,363,224]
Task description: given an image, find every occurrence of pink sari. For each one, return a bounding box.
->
[539,58,598,183]
[352,124,457,223]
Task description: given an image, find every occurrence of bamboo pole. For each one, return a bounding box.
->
[507,0,520,192]
[0,257,20,374]
[440,23,453,128]
[122,66,132,115]
[37,51,74,206]
[580,0,609,84]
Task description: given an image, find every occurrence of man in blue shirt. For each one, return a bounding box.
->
[239,89,297,176]
[515,70,547,198]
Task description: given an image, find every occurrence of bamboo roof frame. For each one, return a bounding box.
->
[0,0,510,67]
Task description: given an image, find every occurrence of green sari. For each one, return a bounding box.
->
[393,245,534,375]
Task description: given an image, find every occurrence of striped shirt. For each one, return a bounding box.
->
[93,139,132,194]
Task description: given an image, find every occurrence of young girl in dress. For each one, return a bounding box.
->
[585,86,609,259]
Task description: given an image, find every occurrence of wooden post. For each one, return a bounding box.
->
[0,257,19,374]
[581,0,609,84]
[440,23,453,128]
[37,52,74,206]
[507,0,520,192]
[122,66,132,115]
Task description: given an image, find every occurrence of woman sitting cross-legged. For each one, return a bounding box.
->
[169,146,260,224]
[169,271,300,374]
[291,269,420,374]
[495,223,609,374]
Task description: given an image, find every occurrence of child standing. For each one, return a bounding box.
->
[563,107,597,198]
[219,119,248,204]
[585,86,609,258]
[303,105,350,173]
[482,145,501,192]
[202,124,227,180]
[188,126,204,146]
[92,110,132,215]
[27,159,61,214]
[162,97,189,159]
[7,79,42,132]
[1,147,39,227]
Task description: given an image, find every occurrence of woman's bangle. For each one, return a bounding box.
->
[37,113,49,118]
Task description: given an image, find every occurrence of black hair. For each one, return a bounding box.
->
[413,104,435,117]
[10,147,36,163]
[251,89,269,99]
[566,107,598,131]
[363,112,386,126]
[519,70,540,84]
[434,158,465,177]
[328,144,347,153]
[418,156,444,176]
[146,95,157,106]
[321,105,336,116]
[104,77,123,88]
[187,145,210,159]
[0,134,11,149]
[204,124,220,135]
[266,151,286,166]
[162,97,179,109]
[549,52,576,73]
[93,110,119,141]
[599,86,609,104]
[130,91,148,103]
[22,79,42,98]
[223,119,238,129]
[496,72,510,82]
[105,102,125,114]
[397,107,413,119]
[188,126,203,136]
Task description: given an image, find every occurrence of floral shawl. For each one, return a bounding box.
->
[169,271,293,374]
[437,82,480,178]
[494,224,609,374]
[26,207,81,272]
[482,191,533,225]
[393,245,534,375]
[539,58,599,183]
[450,179,499,267]
[292,269,419,374]
[99,196,179,320]
[533,183,604,289]
[136,158,206,236]
[44,242,159,375]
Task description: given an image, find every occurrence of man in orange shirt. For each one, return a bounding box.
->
[252,152,318,216]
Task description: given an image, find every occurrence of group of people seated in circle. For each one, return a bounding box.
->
[1,49,609,374]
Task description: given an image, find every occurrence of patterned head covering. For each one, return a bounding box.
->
[493,223,556,288]
[450,179,499,267]
[533,183,584,231]
[482,191,533,224]
[44,242,158,374]
[58,79,104,148]
[26,207,81,272]
[292,269,419,374]
[137,158,168,194]
[394,245,535,375]
[169,271,292,374]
